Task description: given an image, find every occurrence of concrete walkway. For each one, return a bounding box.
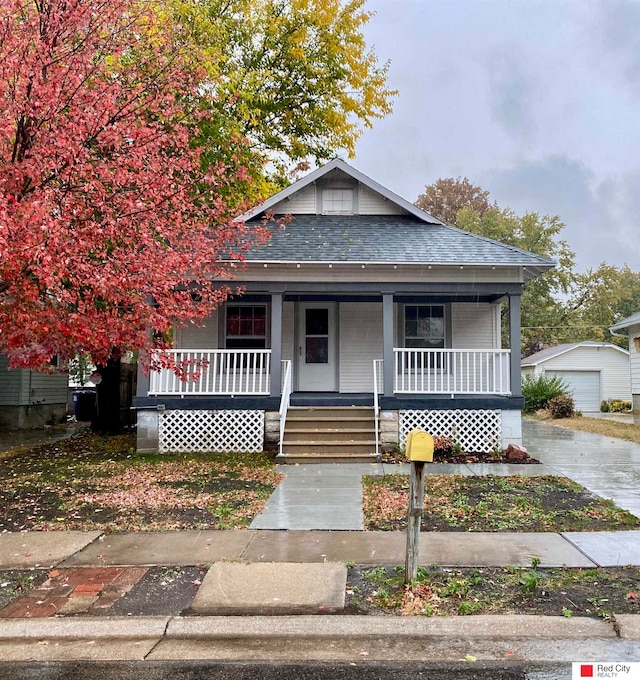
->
[250,460,563,530]
[251,420,640,531]
[0,422,85,454]
[249,463,377,530]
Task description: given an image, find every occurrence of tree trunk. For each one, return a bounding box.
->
[92,358,121,434]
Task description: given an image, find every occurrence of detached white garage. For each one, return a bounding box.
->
[521,342,631,413]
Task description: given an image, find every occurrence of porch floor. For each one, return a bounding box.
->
[289,392,374,407]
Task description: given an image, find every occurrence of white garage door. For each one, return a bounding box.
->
[547,371,601,412]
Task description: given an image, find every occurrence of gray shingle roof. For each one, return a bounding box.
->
[247,214,555,271]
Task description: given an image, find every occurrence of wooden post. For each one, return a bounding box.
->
[404,460,426,585]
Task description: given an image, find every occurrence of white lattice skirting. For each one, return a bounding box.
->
[399,409,501,453]
[159,410,264,453]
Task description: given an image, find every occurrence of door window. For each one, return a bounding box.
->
[305,308,329,363]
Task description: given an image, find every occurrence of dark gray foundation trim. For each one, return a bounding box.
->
[133,394,523,411]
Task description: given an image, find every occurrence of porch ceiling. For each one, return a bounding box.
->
[235,280,522,300]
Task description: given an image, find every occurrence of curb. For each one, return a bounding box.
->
[0,614,638,662]
[0,613,633,640]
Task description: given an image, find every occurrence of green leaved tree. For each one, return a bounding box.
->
[416,179,576,356]
[167,0,396,194]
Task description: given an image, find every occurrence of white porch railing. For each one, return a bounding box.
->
[393,349,511,395]
[279,360,293,457]
[148,350,271,396]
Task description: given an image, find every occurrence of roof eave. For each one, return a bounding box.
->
[239,260,555,274]
[611,312,640,334]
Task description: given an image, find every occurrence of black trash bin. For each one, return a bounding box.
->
[72,389,96,422]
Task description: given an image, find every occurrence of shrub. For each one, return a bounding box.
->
[433,435,454,457]
[521,373,568,413]
[548,394,575,419]
[601,399,632,413]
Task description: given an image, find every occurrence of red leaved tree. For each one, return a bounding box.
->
[0,0,267,427]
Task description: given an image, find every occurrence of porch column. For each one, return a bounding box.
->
[270,293,283,397]
[136,351,150,397]
[508,293,522,397]
[382,292,394,397]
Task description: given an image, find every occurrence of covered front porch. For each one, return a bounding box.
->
[134,285,524,457]
[143,282,523,402]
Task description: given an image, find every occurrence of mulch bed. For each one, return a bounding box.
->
[381,451,540,465]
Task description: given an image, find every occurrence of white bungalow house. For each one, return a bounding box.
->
[134,160,555,461]
[610,312,640,412]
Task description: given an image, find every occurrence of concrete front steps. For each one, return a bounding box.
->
[277,406,379,464]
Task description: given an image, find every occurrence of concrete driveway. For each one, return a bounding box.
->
[522,418,640,518]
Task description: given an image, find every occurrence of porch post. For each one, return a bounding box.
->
[508,293,522,397]
[270,293,283,397]
[382,292,394,397]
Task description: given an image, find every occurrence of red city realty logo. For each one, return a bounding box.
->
[580,666,594,678]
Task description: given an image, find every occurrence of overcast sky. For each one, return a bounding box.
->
[354,0,640,272]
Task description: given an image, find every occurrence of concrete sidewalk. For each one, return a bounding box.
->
[1,528,640,622]
[4,528,640,571]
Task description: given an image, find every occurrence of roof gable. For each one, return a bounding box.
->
[238,159,443,224]
[522,342,629,366]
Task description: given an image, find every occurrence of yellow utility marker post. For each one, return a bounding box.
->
[404,429,434,585]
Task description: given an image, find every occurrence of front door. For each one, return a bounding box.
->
[297,302,337,391]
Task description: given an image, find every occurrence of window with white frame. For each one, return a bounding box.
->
[225,305,267,349]
[403,305,445,349]
[403,305,446,370]
[322,188,353,214]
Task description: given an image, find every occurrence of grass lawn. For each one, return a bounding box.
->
[0,433,282,532]
[347,563,640,618]
[363,474,640,532]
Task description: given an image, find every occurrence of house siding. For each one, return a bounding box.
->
[627,323,640,397]
[339,302,383,392]
[20,370,68,405]
[0,356,68,428]
[358,186,405,215]
[0,356,25,406]
[536,346,631,402]
[0,356,67,407]
[271,184,316,214]
[178,311,220,349]
[451,302,498,349]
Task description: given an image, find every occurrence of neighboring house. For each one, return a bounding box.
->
[521,342,631,413]
[134,159,555,460]
[610,312,640,411]
[0,356,68,429]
